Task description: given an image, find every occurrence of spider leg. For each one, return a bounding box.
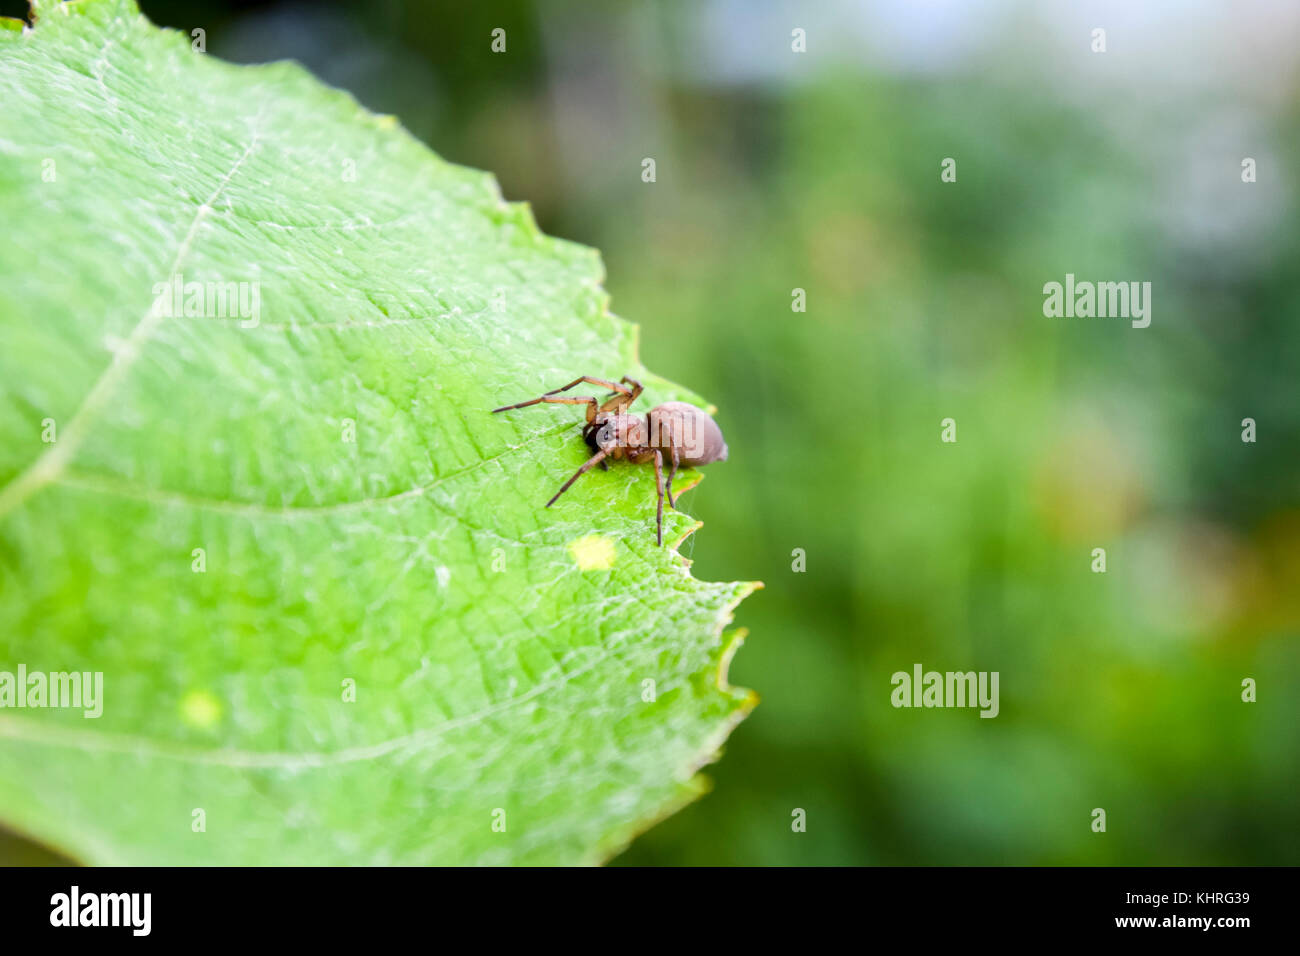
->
[546,449,608,507]
[666,445,679,509]
[652,449,665,546]
[544,375,631,397]
[600,377,644,413]
[492,394,600,423]
[499,375,642,414]
[544,375,638,413]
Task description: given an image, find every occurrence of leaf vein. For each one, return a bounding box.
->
[0,126,262,520]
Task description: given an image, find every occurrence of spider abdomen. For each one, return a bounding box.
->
[648,401,729,466]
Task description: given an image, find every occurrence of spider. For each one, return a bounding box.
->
[491,375,728,546]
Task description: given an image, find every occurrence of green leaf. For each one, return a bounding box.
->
[0,0,755,865]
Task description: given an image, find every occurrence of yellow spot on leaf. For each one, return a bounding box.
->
[180,689,223,729]
[568,534,616,571]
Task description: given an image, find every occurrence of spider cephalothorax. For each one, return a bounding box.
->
[492,375,728,545]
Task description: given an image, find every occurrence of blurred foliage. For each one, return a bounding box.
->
[604,69,1300,863]
[4,0,1292,865]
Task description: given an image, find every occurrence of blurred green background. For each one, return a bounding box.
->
[8,0,1296,864]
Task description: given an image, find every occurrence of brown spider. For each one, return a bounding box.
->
[491,375,728,546]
